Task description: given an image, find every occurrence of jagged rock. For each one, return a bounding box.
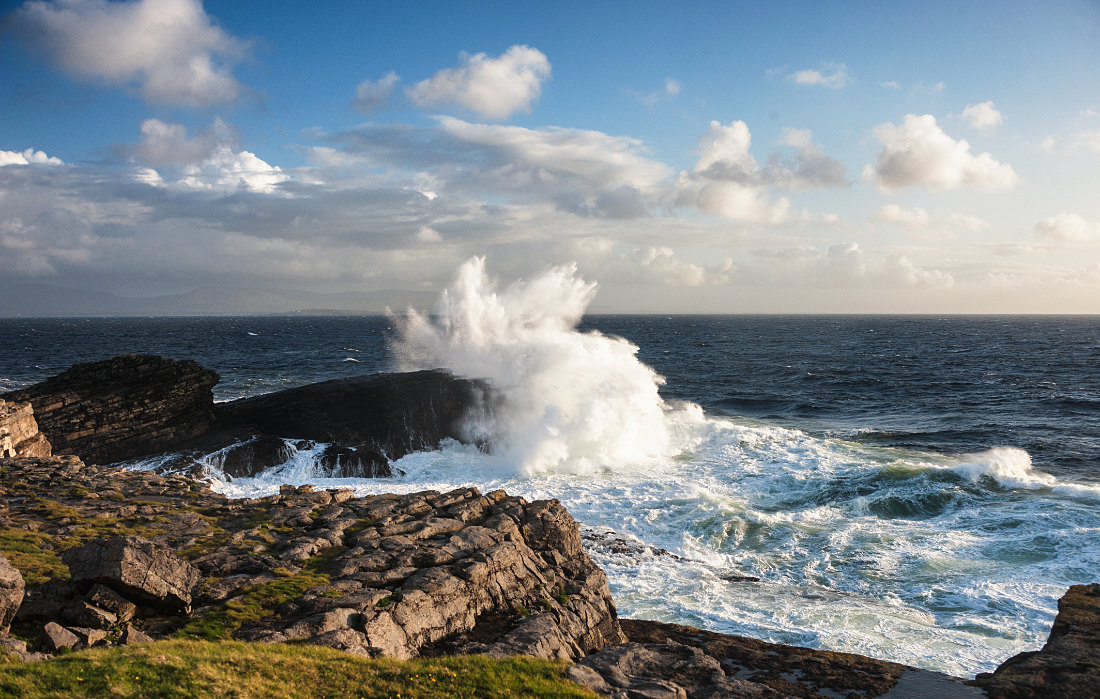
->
[207,369,488,473]
[4,354,218,463]
[213,435,296,479]
[0,554,25,634]
[0,399,51,458]
[63,599,117,630]
[62,536,200,613]
[975,583,1100,698]
[69,626,108,648]
[0,636,48,662]
[13,579,76,623]
[38,622,79,652]
[120,624,153,645]
[85,583,137,624]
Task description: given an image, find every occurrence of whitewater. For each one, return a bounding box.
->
[4,258,1097,678]
[138,257,1097,679]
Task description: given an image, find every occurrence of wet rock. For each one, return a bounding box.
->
[975,583,1100,698]
[4,355,218,463]
[62,536,200,613]
[0,554,25,635]
[214,435,295,479]
[317,444,394,478]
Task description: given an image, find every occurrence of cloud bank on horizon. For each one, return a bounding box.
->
[1,0,1098,314]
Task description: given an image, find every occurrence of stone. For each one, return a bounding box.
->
[120,624,153,645]
[212,435,295,479]
[0,554,25,635]
[69,626,108,648]
[86,583,137,623]
[4,354,218,463]
[62,536,200,613]
[975,583,1100,698]
[39,622,79,653]
[63,600,117,630]
[0,399,51,458]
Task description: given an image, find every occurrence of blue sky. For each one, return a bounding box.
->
[2,0,1099,313]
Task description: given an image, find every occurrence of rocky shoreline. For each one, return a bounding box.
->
[1,355,1097,697]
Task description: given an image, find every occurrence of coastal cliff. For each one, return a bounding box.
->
[1,357,1097,697]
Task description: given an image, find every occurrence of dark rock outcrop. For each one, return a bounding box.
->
[0,399,51,458]
[206,369,488,475]
[7,357,488,478]
[61,536,200,614]
[974,583,1100,698]
[0,554,24,635]
[3,354,218,463]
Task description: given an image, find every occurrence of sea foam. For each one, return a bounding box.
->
[391,257,675,474]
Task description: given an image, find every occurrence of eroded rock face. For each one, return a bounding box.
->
[4,355,218,463]
[61,536,201,613]
[1,456,622,663]
[975,583,1100,698]
[0,554,25,635]
[0,399,51,458]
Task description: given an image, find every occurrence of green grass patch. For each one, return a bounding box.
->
[175,547,346,641]
[0,639,599,698]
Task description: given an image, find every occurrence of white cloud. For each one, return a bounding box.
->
[632,77,681,106]
[875,204,930,227]
[1070,130,1100,154]
[177,146,288,193]
[1034,213,1100,242]
[865,114,1018,191]
[962,101,1003,130]
[354,71,400,114]
[13,0,249,107]
[946,213,990,231]
[606,247,708,287]
[438,117,670,192]
[881,80,902,90]
[0,148,63,166]
[407,45,550,119]
[765,127,847,189]
[790,62,852,89]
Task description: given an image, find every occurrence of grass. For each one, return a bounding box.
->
[175,547,347,641]
[0,639,599,698]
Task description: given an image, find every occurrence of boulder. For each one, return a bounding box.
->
[4,354,218,463]
[62,536,200,613]
[0,399,51,458]
[38,622,78,653]
[0,554,25,635]
[212,435,296,479]
[975,583,1100,698]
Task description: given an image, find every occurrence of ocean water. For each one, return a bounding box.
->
[1,266,1097,677]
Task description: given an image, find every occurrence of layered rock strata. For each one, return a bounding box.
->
[0,399,50,458]
[0,456,621,663]
[4,355,218,463]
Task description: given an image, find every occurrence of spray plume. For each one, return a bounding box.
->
[392,257,671,474]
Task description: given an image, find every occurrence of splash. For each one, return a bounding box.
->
[392,257,673,474]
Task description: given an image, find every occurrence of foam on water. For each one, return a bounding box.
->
[124,261,1099,678]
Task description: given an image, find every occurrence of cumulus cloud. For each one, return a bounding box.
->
[962,101,1003,130]
[1034,213,1100,242]
[865,114,1018,191]
[674,121,844,223]
[354,71,400,114]
[0,148,63,166]
[789,62,852,88]
[407,45,550,119]
[12,0,250,107]
[177,146,288,193]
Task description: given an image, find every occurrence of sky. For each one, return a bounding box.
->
[1,0,1099,314]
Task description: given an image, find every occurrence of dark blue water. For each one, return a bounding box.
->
[2,315,1097,482]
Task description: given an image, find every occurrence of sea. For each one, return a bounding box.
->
[1,264,1097,678]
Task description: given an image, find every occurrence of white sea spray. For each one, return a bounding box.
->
[390,256,677,474]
